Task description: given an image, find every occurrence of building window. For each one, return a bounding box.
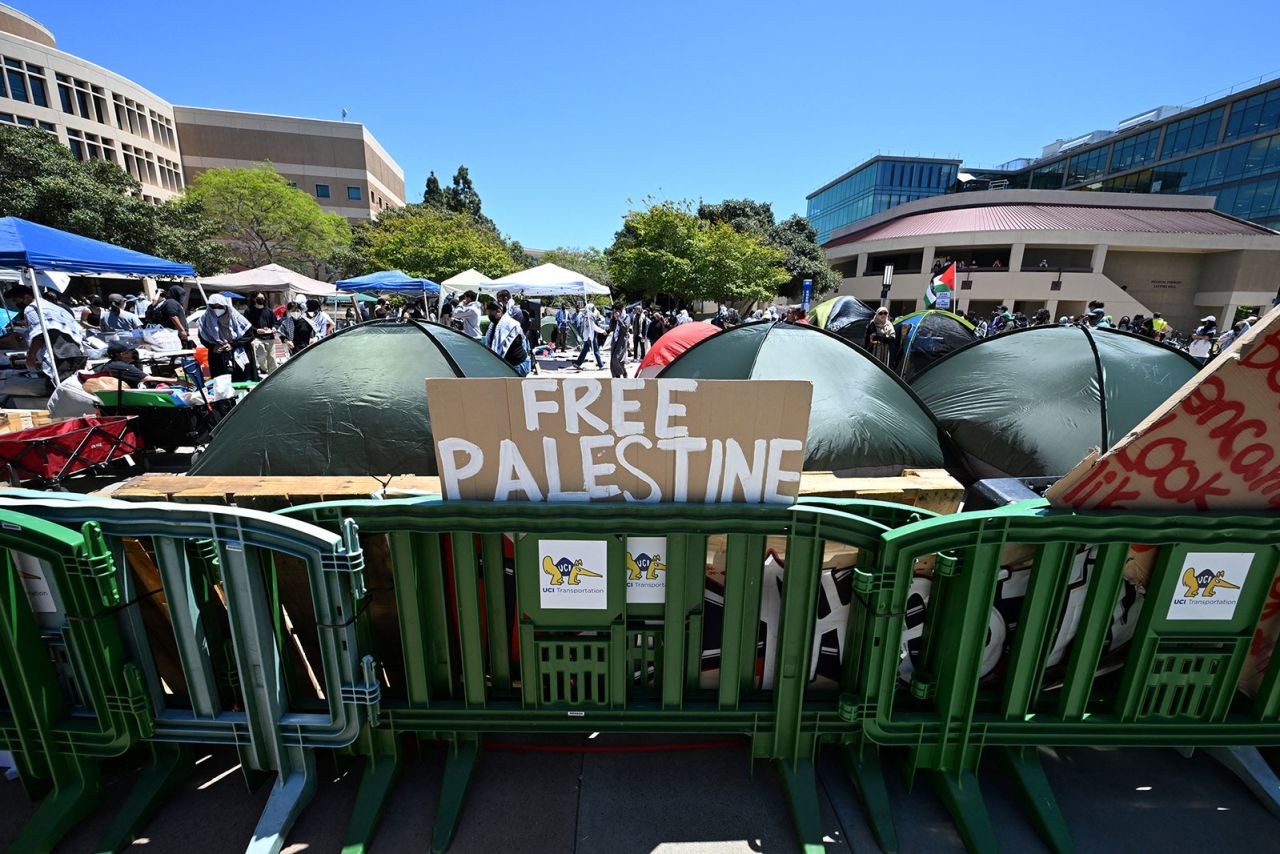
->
[1066,145,1110,185]
[315,184,331,198]
[1109,128,1160,173]
[347,185,362,200]
[1224,88,1280,143]
[1161,107,1223,159]
[1030,159,1065,189]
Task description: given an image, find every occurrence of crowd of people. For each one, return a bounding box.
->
[3,279,1261,395]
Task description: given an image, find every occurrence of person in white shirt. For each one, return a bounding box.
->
[304,299,334,339]
[1189,315,1216,363]
[4,284,86,385]
[573,302,604,370]
[453,290,483,339]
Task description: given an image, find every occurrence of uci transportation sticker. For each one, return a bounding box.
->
[625,536,667,604]
[1167,551,1252,620]
[539,539,608,610]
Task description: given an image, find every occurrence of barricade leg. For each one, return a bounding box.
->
[995,747,1072,854]
[840,744,898,853]
[246,747,317,854]
[1203,746,1280,820]
[928,770,997,853]
[431,737,480,854]
[342,728,403,854]
[776,757,826,854]
[9,753,102,854]
[99,742,192,853]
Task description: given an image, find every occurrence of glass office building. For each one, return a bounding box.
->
[810,76,1280,242]
[806,157,959,243]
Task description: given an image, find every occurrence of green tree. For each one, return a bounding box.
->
[423,171,448,210]
[698,198,840,298]
[606,200,787,305]
[540,246,612,288]
[348,207,519,282]
[186,163,351,278]
[0,125,228,273]
[447,165,484,220]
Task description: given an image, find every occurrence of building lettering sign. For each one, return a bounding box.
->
[427,378,813,504]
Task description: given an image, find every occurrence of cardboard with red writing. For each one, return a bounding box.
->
[426,377,812,504]
[1046,306,1280,694]
[1046,306,1280,513]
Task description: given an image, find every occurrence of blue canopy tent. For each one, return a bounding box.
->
[336,270,443,320]
[0,216,195,383]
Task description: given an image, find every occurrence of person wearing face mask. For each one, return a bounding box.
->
[277,300,314,354]
[243,291,280,375]
[198,294,257,381]
[304,298,335,339]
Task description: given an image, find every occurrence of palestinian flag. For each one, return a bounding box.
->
[926,262,956,308]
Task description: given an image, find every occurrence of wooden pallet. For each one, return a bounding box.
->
[0,409,62,436]
[105,468,964,514]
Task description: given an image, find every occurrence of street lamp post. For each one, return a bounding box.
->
[880,265,894,308]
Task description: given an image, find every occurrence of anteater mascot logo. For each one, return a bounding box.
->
[542,555,602,586]
[1181,566,1242,598]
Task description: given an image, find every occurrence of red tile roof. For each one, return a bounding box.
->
[825,203,1273,248]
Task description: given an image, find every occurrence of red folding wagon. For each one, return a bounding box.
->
[0,415,141,487]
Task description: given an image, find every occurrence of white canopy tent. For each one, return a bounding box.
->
[441,268,494,289]
[439,268,493,314]
[198,263,337,299]
[479,263,610,298]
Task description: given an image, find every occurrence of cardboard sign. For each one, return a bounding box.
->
[1167,552,1252,620]
[1046,307,1280,511]
[538,538,608,609]
[427,378,812,504]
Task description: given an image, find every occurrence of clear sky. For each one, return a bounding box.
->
[26,0,1277,250]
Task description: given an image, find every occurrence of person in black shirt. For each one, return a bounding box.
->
[100,341,177,387]
[157,285,191,346]
[243,291,280,375]
[277,301,314,353]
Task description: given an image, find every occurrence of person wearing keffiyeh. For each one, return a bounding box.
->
[198,293,257,381]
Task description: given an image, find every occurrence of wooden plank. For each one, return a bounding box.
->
[798,468,963,514]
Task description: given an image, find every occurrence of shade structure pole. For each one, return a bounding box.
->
[351,293,361,324]
[194,278,210,306]
[437,286,445,321]
[25,267,61,386]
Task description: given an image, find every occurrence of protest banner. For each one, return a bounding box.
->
[1046,306,1280,513]
[426,377,812,504]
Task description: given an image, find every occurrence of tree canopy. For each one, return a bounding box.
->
[539,246,612,288]
[697,199,839,299]
[347,207,519,282]
[187,163,351,278]
[0,125,228,273]
[606,200,789,305]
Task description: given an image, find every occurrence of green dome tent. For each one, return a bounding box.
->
[894,310,977,380]
[540,315,581,349]
[658,321,946,475]
[811,295,875,344]
[910,325,1200,479]
[190,320,514,476]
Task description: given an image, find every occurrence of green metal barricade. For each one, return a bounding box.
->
[0,492,373,854]
[845,497,1280,853]
[283,495,932,853]
[0,508,155,853]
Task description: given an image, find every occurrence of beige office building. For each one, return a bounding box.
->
[0,4,404,219]
[0,3,184,201]
[174,107,405,220]
[823,189,1280,333]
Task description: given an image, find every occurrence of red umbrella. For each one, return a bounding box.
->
[637,321,720,377]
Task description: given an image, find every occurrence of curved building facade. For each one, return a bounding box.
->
[823,189,1280,334]
[0,3,183,201]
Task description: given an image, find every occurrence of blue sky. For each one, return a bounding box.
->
[29,0,1275,250]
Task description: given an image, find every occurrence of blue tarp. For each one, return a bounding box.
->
[335,269,440,294]
[0,217,196,277]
